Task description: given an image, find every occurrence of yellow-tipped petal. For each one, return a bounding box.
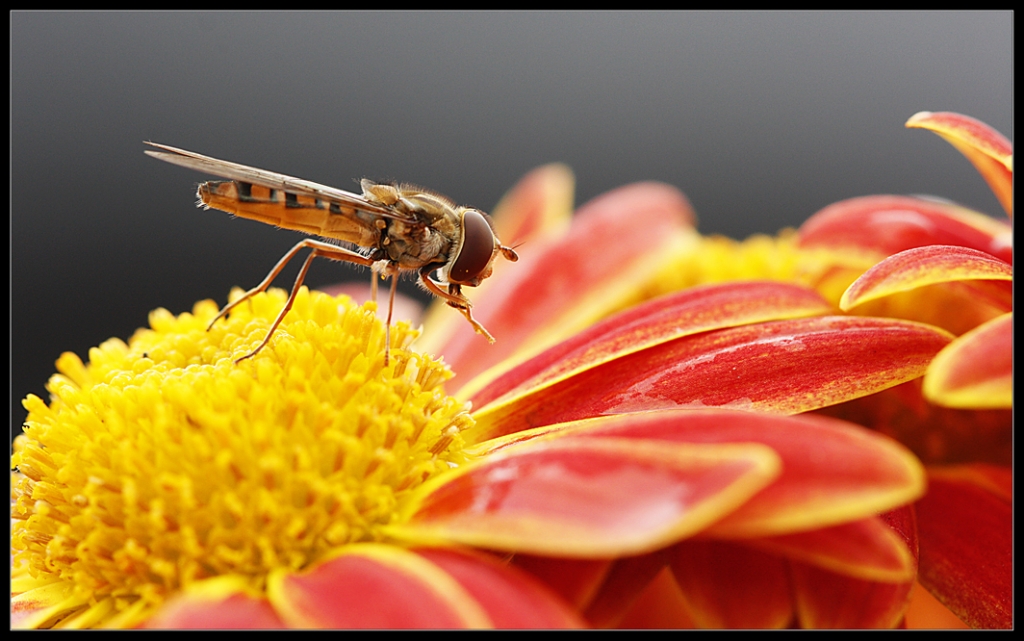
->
[906,111,1013,217]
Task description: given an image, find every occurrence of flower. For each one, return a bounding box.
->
[12,113,1007,629]
[404,112,1010,628]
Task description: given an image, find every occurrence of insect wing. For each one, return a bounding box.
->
[144,142,417,224]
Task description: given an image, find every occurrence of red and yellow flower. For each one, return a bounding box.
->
[12,112,1009,628]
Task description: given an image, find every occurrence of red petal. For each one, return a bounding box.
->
[923,312,1013,409]
[418,164,576,352]
[581,550,674,628]
[615,567,698,628]
[906,111,1014,217]
[489,163,575,248]
[511,555,612,610]
[797,195,1012,265]
[268,545,491,628]
[841,245,1012,311]
[791,560,913,628]
[144,586,287,629]
[485,411,925,539]
[470,316,952,441]
[817,379,1012,466]
[915,466,1012,629]
[670,539,794,628]
[397,435,780,557]
[749,515,916,583]
[413,547,585,628]
[465,280,832,408]
[435,182,697,390]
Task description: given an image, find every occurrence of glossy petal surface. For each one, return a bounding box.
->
[471,316,952,440]
[923,312,1012,409]
[797,195,1012,265]
[395,435,780,557]
[476,411,926,539]
[465,280,832,406]
[906,111,1013,217]
[915,466,1012,629]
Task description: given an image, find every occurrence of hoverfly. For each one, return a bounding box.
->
[144,142,518,364]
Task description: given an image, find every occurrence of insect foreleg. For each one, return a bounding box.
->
[418,269,496,343]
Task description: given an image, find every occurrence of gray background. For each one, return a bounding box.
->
[11,12,1012,433]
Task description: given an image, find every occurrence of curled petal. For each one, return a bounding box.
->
[477,411,926,539]
[267,544,491,628]
[470,316,953,440]
[797,195,1012,265]
[392,435,781,558]
[412,547,585,628]
[923,312,1012,409]
[841,245,1012,311]
[433,181,698,390]
[906,111,1013,217]
[465,280,833,406]
[915,466,1012,629]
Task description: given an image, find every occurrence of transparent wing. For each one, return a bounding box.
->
[144,142,417,223]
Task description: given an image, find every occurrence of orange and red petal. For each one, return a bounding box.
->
[914,465,1012,629]
[434,181,698,390]
[460,410,923,547]
[267,544,492,628]
[464,280,833,406]
[923,312,1012,409]
[747,515,915,583]
[840,245,1012,312]
[394,435,781,558]
[143,579,287,629]
[670,539,793,628]
[469,316,952,441]
[536,411,924,538]
[488,163,575,249]
[411,547,585,628]
[790,559,913,628]
[797,195,1012,265]
[906,111,1013,218]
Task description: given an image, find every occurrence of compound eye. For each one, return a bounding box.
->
[449,210,495,284]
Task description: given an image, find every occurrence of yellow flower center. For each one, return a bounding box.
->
[12,288,473,627]
[637,231,874,308]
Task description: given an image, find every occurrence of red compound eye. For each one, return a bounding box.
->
[448,210,495,284]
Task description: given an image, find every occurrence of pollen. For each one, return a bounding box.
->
[11,287,473,628]
[638,230,872,308]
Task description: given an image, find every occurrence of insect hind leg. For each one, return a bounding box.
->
[207,238,378,361]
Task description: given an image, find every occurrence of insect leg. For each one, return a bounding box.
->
[209,238,377,332]
[234,246,320,364]
[418,269,496,343]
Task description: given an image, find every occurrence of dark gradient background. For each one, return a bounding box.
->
[11,12,1012,434]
